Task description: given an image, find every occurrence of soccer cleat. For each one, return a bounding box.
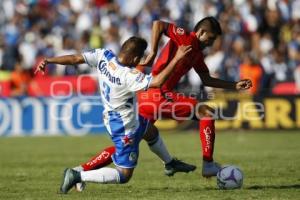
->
[60,168,81,194]
[202,161,221,178]
[164,158,196,176]
[73,166,86,192]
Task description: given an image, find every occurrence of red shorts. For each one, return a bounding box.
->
[137,88,198,123]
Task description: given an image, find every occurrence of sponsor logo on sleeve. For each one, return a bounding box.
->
[130,69,140,74]
[135,73,145,83]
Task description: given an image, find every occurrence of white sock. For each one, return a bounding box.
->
[148,135,173,164]
[73,165,84,172]
[80,168,120,184]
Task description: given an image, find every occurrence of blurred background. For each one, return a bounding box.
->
[0,0,299,136]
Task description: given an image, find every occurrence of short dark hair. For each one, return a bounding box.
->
[193,16,222,35]
[120,36,148,58]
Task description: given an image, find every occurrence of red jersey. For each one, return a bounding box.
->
[152,24,209,92]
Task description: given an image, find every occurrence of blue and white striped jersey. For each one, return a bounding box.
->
[82,48,152,136]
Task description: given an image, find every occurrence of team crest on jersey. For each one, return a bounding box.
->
[129,152,137,162]
[176,27,185,35]
[108,62,117,70]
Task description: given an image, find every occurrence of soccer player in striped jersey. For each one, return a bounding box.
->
[35,37,194,194]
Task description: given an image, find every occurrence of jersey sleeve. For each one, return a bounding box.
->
[165,23,192,45]
[82,49,104,68]
[193,55,209,74]
[125,69,153,92]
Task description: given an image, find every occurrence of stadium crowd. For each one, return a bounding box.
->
[0,0,300,96]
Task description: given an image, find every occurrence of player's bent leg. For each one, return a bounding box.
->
[79,126,139,186]
[143,123,172,164]
[79,167,131,184]
[115,167,134,183]
[143,123,196,176]
[60,167,134,194]
[196,104,221,177]
[80,146,115,171]
[72,146,116,192]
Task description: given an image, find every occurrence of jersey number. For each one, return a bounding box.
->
[102,82,110,102]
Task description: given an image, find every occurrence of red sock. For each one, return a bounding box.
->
[81,146,115,171]
[199,118,215,162]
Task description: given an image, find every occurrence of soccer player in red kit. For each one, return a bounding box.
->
[75,17,252,182]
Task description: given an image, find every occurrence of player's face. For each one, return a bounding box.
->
[197,30,217,50]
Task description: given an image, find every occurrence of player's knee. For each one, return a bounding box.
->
[143,123,158,142]
[117,168,133,184]
[197,105,215,118]
[119,174,131,184]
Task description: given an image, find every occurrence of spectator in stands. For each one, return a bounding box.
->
[272,48,289,83]
[0,0,300,96]
[240,53,263,95]
[221,37,245,82]
[54,34,78,76]
[10,57,32,96]
[295,65,300,93]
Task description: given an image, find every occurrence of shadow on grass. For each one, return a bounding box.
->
[145,184,300,192]
[246,184,300,190]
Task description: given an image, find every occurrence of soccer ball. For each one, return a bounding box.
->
[216,165,243,189]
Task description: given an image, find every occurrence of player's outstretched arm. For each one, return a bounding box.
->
[149,45,192,88]
[199,73,252,90]
[34,54,85,75]
[139,20,169,66]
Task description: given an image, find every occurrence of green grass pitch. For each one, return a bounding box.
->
[0,131,299,200]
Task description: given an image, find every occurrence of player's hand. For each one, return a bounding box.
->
[34,59,48,75]
[175,45,192,60]
[236,79,252,90]
[139,51,157,66]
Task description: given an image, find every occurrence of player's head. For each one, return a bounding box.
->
[118,36,148,67]
[193,16,222,50]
